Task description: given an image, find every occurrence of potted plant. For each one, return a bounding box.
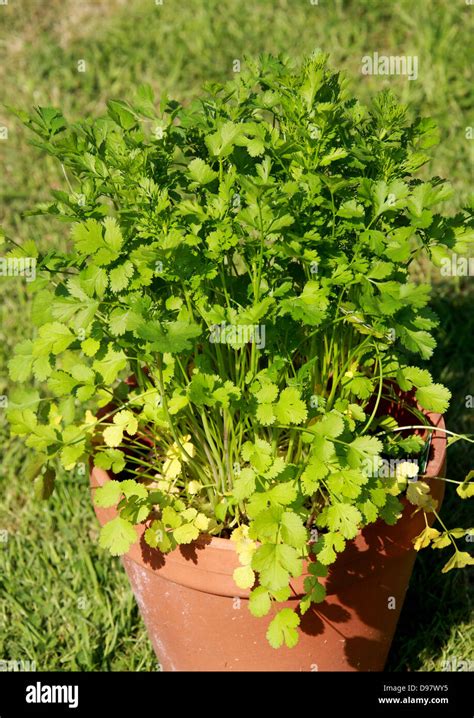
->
[5,52,473,671]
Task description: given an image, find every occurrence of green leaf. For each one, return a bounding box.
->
[109,261,134,292]
[397,366,432,391]
[399,328,436,359]
[249,587,272,617]
[8,340,34,381]
[301,456,328,494]
[71,219,103,254]
[280,511,307,548]
[94,480,123,508]
[241,438,273,473]
[81,337,101,357]
[322,503,362,539]
[252,543,301,591]
[34,322,75,356]
[188,158,218,185]
[255,383,279,404]
[33,469,55,500]
[266,608,300,649]
[94,449,126,474]
[107,99,137,130]
[93,348,127,384]
[338,199,364,219]
[232,468,256,501]
[344,375,374,399]
[314,531,346,565]
[256,403,276,425]
[103,409,138,447]
[48,370,78,396]
[108,308,136,336]
[312,411,344,439]
[99,517,137,556]
[205,121,244,157]
[145,520,173,552]
[348,435,383,463]
[95,217,123,265]
[274,387,307,425]
[415,383,451,413]
[137,320,201,353]
[320,147,348,166]
[250,507,282,543]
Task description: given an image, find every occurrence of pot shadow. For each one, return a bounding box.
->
[140,531,213,570]
[140,533,166,570]
[300,601,352,639]
[299,521,419,670]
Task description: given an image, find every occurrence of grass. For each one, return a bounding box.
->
[0,0,472,672]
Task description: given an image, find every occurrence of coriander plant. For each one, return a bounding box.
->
[6,53,473,647]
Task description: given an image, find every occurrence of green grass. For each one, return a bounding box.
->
[0,0,472,672]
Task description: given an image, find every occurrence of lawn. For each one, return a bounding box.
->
[0,0,472,671]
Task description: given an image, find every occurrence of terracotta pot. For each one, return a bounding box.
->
[89,410,447,672]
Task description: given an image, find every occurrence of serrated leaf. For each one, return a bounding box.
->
[94,479,123,508]
[322,503,362,540]
[252,543,301,591]
[456,471,474,499]
[8,340,34,381]
[93,348,127,384]
[415,383,451,413]
[99,517,137,556]
[188,158,218,185]
[266,608,300,649]
[256,403,276,425]
[249,587,271,617]
[441,551,474,573]
[109,261,134,292]
[413,526,441,551]
[173,522,199,544]
[232,468,256,501]
[280,511,307,548]
[314,531,346,565]
[233,565,255,589]
[274,387,307,425]
[312,411,344,439]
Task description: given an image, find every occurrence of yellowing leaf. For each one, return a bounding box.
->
[441,551,474,573]
[266,608,300,648]
[413,526,441,551]
[406,480,438,512]
[173,523,199,544]
[456,471,474,499]
[233,565,255,589]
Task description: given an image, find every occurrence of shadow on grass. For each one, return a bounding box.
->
[387,279,474,671]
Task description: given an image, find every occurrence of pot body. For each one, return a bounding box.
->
[90,412,446,671]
